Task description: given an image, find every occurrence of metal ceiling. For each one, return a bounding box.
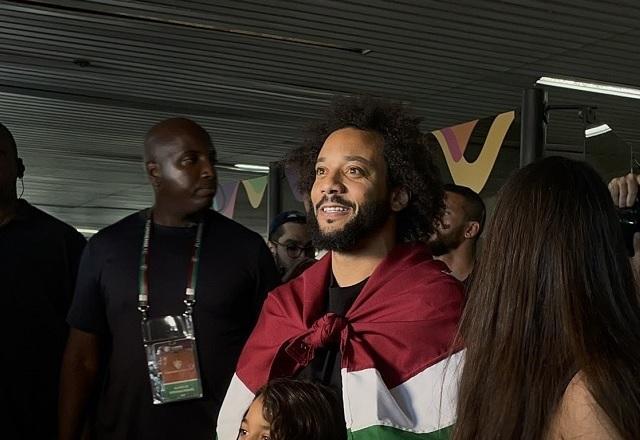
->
[1,0,639,234]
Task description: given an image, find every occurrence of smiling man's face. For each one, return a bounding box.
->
[308,127,393,251]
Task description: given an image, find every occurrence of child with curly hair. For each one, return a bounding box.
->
[237,378,346,440]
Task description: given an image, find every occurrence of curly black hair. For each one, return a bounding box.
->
[287,95,444,242]
[256,378,346,440]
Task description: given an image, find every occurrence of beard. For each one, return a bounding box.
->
[308,195,391,252]
[428,225,465,256]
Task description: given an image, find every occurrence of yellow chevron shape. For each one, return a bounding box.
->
[432,110,515,193]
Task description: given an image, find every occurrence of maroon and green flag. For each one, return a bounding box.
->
[217,243,464,439]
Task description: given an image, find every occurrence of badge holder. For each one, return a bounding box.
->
[142,313,203,404]
[138,212,205,404]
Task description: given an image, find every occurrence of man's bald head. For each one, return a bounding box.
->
[0,123,19,204]
[144,118,216,163]
[143,117,218,218]
[0,123,18,158]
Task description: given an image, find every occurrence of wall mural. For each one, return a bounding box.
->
[431,110,516,194]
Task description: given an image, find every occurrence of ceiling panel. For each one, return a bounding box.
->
[1,0,639,234]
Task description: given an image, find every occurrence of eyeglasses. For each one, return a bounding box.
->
[270,240,314,259]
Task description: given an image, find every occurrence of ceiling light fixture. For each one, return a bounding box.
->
[536,76,640,100]
[76,227,99,235]
[234,163,270,172]
[585,123,612,138]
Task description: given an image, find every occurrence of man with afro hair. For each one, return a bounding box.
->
[218,96,464,440]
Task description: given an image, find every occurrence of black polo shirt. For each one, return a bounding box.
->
[67,209,279,440]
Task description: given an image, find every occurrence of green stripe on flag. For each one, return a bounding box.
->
[349,425,453,440]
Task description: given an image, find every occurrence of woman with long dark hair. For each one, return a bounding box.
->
[453,156,640,439]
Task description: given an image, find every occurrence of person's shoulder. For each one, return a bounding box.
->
[408,244,463,287]
[400,243,464,304]
[548,372,622,439]
[90,211,145,245]
[22,201,86,243]
[205,210,265,244]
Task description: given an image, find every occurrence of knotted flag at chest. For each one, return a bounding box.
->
[217,243,464,439]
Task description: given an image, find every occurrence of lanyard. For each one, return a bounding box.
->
[137,210,205,321]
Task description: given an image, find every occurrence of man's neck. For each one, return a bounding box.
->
[435,244,475,281]
[0,198,18,228]
[330,228,396,287]
[151,204,204,227]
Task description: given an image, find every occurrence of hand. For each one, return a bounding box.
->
[608,173,640,208]
[609,175,640,286]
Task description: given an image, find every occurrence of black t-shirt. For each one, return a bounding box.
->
[0,200,86,440]
[297,276,367,390]
[67,209,279,440]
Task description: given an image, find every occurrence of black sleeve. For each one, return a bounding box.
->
[48,230,87,326]
[67,237,109,335]
[66,231,87,286]
[62,230,87,311]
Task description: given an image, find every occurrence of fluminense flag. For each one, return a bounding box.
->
[217,243,464,440]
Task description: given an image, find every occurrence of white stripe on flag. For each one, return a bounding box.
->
[343,350,464,434]
[217,373,255,440]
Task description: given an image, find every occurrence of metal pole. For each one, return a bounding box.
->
[267,161,282,232]
[520,88,548,167]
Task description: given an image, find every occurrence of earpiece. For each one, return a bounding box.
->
[16,157,25,179]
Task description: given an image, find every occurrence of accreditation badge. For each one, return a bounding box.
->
[142,314,203,404]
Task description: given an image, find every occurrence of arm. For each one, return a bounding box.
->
[548,373,622,440]
[60,235,109,440]
[59,329,102,440]
[608,173,640,283]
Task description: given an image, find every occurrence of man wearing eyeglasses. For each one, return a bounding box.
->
[267,210,315,283]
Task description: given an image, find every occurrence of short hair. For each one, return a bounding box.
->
[269,210,307,241]
[255,378,347,440]
[444,183,486,236]
[288,96,444,242]
[0,122,18,156]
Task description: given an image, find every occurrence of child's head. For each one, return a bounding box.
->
[238,378,346,440]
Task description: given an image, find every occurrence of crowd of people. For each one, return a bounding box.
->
[1,95,639,440]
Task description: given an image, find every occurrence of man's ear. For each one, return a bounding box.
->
[390,186,410,212]
[465,221,480,239]
[146,161,161,187]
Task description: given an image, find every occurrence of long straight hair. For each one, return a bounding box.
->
[453,157,640,439]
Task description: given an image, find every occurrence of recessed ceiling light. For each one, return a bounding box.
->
[234,163,269,172]
[76,227,98,235]
[585,124,612,138]
[536,76,640,100]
